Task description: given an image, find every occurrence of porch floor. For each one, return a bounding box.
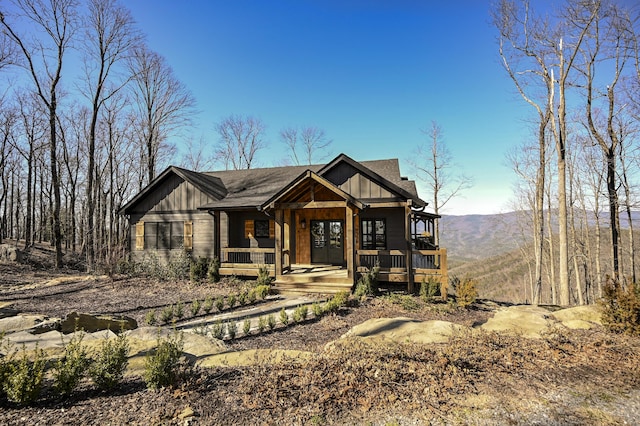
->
[274,264,353,295]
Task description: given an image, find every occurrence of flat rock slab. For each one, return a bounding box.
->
[198,349,314,368]
[481,305,556,338]
[0,314,48,333]
[340,317,466,344]
[552,305,602,326]
[61,312,137,334]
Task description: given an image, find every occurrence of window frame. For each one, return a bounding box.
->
[361,218,387,250]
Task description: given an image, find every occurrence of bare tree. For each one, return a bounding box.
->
[408,121,472,245]
[179,136,216,171]
[82,0,139,270]
[214,114,267,170]
[280,125,332,165]
[128,45,196,184]
[0,0,78,268]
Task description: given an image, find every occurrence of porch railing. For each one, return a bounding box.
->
[357,249,446,272]
[221,248,275,265]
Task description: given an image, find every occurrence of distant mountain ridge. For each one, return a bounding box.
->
[439,212,524,262]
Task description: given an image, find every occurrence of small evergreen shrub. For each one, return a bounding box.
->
[211,321,224,340]
[243,318,251,335]
[144,332,184,390]
[255,285,270,300]
[312,302,323,318]
[226,321,237,339]
[53,333,90,398]
[256,265,273,287]
[227,294,237,308]
[267,313,276,331]
[174,301,184,319]
[3,344,46,405]
[90,333,130,391]
[354,262,380,297]
[420,277,441,302]
[324,291,350,314]
[293,305,308,323]
[203,296,214,314]
[279,308,289,327]
[215,296,225,312]
[167,250,192,281]
[601,278,640,335]
[237,290,248,306]
[191,299,201,317]
[456,277,478,308]
[257,316,267,333]
[190,256,209,284]
[160,305,174,324]
[145,310,157,326]
[247,289,257,304]
[207,256,221,283]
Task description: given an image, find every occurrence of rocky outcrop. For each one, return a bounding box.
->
[60,312,137,334]
[0,244,22,263]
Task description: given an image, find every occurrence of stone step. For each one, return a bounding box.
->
[272,281,353,295]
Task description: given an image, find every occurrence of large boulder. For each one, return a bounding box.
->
[0,244,22,263]
[61,312,137,334]
[480,305,556,338]
[339,317,466,344]
[552,305,602,330]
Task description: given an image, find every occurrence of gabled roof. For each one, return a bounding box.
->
[260,170,367,211]
[119,153,427,215]
[319,154,427,208]
[118,166,227,215]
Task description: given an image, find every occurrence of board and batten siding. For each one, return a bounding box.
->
[129,211,215,263]
[324,163,396,200]
[132,174,219,213]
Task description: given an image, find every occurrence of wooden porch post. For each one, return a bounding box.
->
[346,204,355,283]
[283,208,290,272]
[406,202,415,293]
[212,211,220,260]
[275,209,283,277]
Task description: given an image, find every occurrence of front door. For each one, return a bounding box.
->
[310,220,344,265]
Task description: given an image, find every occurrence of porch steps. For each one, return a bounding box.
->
[273,266,353,295]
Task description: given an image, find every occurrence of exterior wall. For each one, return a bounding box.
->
[133,174,219,213]
[324,163,396,200]
[360,207,406,249]
[225,210,275,249]
[129,211,214,263]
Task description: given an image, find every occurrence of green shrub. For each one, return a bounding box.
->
[279,307,289,327]
[161,305,174,323]
[601,278,640,335]
[167,250,192,281]
[190,256,209,284]
[227,294,237,308]
[312,302,323,318]
[243,318,251,335]
[354,262,380,297]
[257,316,267,333]
[90,333,129,391]
[237,290,248,306]
[191,299,201,317]
[267,313,276,331]
[174,301,184,319]
[293,305,308,323]
[203,296,214,314]
[255,285,270,300]
[145,310,157,326]
[211,321,224,340]
[3,344,46,405]
[247,288,257,304]
[324,291,350,314]
[207,256,221,283]
[144,332,184,390]
[53,333,90,398]
[256,265,273,287]
[226,321,237,339]
[215,296,225,312]
[420,277,441,302]
[456,277,478,308]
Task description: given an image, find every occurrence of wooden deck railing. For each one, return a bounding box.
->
[357,249,446,272]
[221,248,275,265]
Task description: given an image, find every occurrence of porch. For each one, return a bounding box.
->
[218,247,448,295]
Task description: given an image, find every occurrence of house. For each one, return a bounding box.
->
[118,153,447,294]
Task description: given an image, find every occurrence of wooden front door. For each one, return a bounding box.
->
[310,220,344,265]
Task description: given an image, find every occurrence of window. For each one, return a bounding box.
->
[142,221,186,249]
[254,220,270,238]
[361,219,386,250]
[245,219,275,239]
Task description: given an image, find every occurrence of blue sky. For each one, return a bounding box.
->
[126,0,533,215]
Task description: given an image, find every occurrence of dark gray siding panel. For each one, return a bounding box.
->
[360,207,406,249]
[226,210,275,249]
[324,162,395,200]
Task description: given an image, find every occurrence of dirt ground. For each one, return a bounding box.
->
[1,249,639,425]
